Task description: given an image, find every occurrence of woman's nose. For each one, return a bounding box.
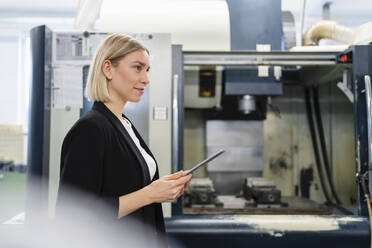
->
[142,72,150,85]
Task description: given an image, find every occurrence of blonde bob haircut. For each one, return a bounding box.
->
[85,33,149,102]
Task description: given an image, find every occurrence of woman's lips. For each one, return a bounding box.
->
[134,87,144,93]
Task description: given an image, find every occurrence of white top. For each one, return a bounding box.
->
[121,118,156,180]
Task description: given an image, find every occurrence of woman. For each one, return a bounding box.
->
[57,33,192,247]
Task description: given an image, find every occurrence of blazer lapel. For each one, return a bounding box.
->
[92,102,151,186]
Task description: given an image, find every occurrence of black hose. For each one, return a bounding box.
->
[312,87,342,204]
[360,171,370,200]
[304,87,333,204]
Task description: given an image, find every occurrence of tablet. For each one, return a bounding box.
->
[182,149,225,176]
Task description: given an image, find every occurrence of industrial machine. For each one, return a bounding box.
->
[26,0,372,247]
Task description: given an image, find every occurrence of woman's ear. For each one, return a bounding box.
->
[102,59,113,80]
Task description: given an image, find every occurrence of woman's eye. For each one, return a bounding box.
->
[135,66,141,71]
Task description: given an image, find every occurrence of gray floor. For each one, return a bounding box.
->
[0,172,26,223]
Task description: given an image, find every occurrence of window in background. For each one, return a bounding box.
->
[0,6,74,223]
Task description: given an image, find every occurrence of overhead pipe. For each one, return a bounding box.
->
[302,20,353,46]
[352,22,372,45]
[74,0,103,30]
[302,20,372,46]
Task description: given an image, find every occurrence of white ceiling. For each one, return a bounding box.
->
[1,0,370,25]
[0,0,77,11]
[0,0,371,42]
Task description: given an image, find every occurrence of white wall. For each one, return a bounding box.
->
[0,33,20,125]
[0,8,74,164]
[0,1,75,128]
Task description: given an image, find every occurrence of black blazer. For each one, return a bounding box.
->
[57,101,166,246]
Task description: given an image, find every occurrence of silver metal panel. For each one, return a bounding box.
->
[147,34,173,217]
[206,120,263,172]
[205,120,264,193]
[48,108,80,218]
[206,120,263,147]
[183,51,340,66]
[207,146,263,172]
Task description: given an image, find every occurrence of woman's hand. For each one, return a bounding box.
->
[144,171,193,203]
[117,171,192,218]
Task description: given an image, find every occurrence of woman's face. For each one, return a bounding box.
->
[105,49,150,103]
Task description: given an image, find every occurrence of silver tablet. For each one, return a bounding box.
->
[182,149,225,176]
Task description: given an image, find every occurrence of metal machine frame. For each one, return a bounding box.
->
[26,25,372,248]
[167,47,372,248]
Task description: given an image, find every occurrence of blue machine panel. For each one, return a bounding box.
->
[225,0,283,96]
[226,0,283,50]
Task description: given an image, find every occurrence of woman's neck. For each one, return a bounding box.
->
[103,98,127,120]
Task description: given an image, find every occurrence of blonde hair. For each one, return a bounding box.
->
[85,33,149,102]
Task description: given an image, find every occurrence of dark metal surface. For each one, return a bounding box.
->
[26,25,52,222]
[171,45,184,216]
[183,196,331,215]
[299,65,349,86]
[352,45,372,216]
[225,81,283,95]
[224,66,282,95]
[166,215,369,248]
[27,25,46,178]
[81,65,93,116]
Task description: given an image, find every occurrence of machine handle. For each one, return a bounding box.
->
[172,74,179,174]
[364,75,372,195]
[365,75,372,168]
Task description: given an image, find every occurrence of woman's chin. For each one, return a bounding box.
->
[129,97,142,103]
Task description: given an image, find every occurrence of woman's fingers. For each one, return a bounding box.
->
[184,181,189,190]
[162,170,184,180]
[149,171,193,203]
[175,186,185,198]
[172,174,192,187]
